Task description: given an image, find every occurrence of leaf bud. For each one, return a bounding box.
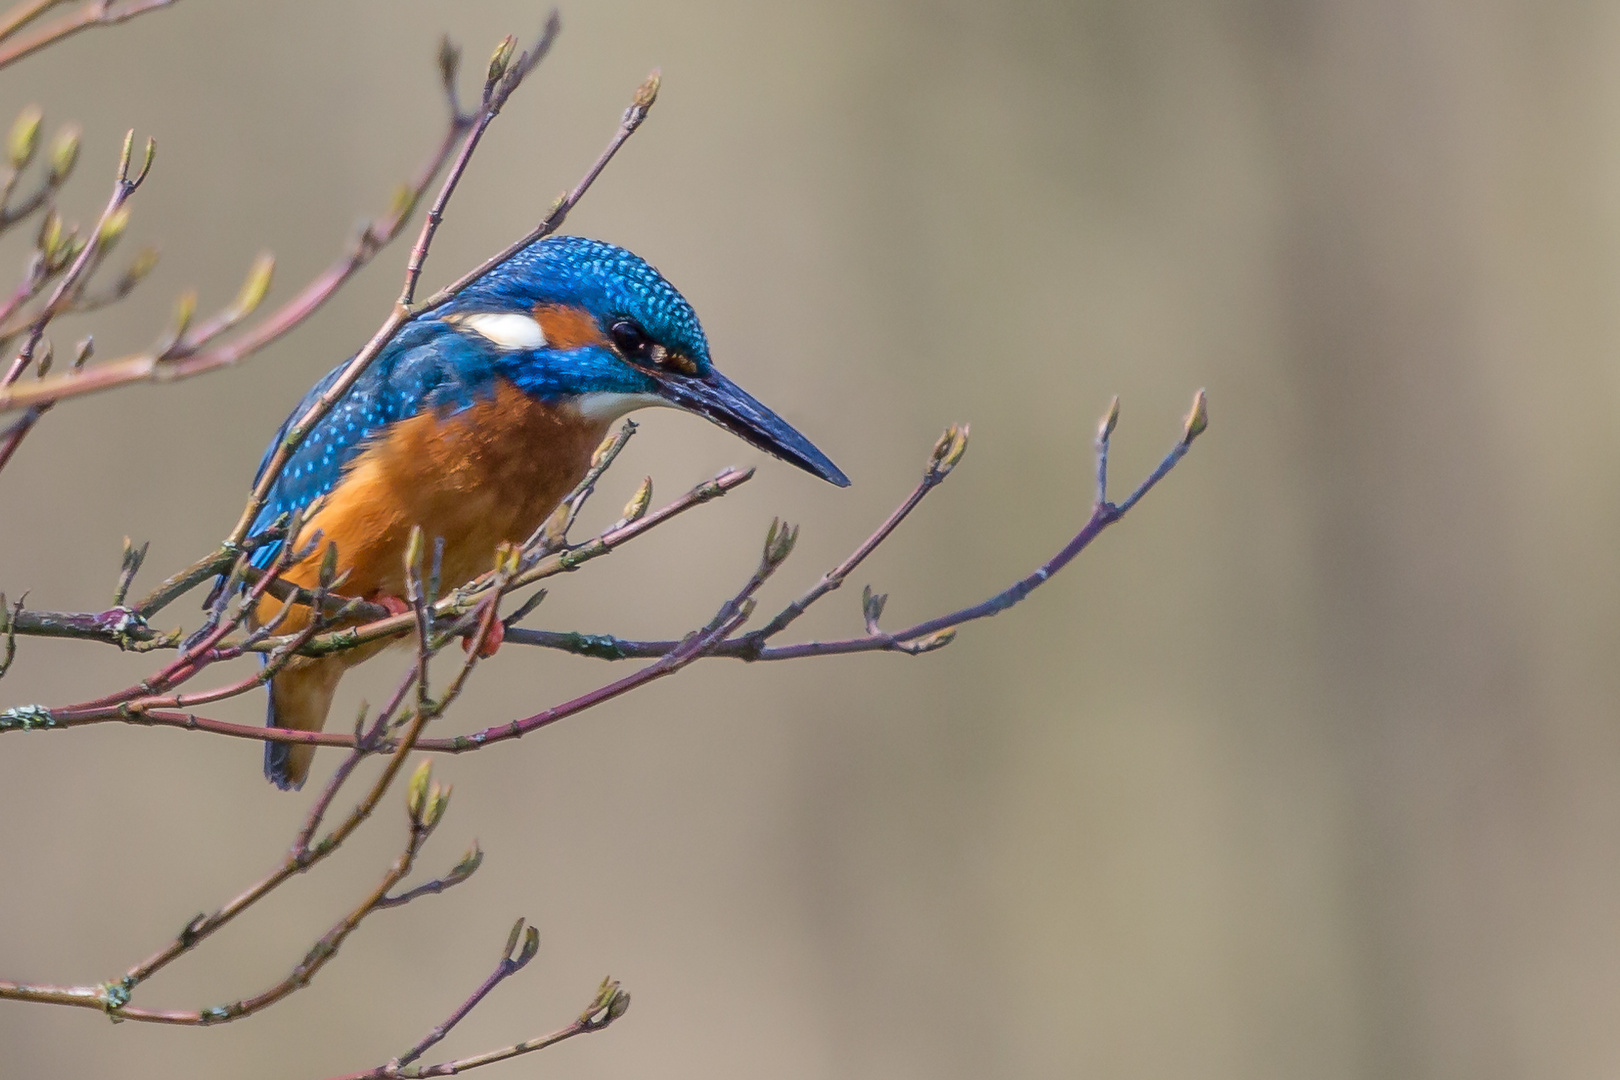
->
[762,518,798,569]
[423,781,451,829]
[404,524,424,578]
[406,759,432,823]
[47,124,79,183]
[317,539,339,589]
[634,69,661,110]
[540,501,569,549]
[1182,388,1208,444]
[1098,395,1120,441]
[171,289,196,340]
[450,841,483,880]
[36,208,60,258]
[7,105,40,169]
[621,476,651,523]
[437,35,461,88]
[487,35,516,84]
[861,584,887,626]
[98,207,130,247]
[589,430,618,468]
[517,923,540,965]
[235,252,274,316]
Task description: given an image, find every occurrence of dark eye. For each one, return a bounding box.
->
[610,319,653,361]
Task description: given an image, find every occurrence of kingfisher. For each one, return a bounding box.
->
[245,235,848,789]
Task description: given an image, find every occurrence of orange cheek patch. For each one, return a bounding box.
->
[534,304,610,350]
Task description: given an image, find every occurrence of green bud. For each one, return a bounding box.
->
[861,585,887,627]
[762,518,798,569]
[47,124,79,183]
[123,245,159,285]
[634,69,661,110]
[518,923,540,965]
[404,524,423,578]
[929,423,970,475]
[171,289,196,339]
[540,501,569,549]
[589,430,619,468]
[423,781,450,829]
[387,182,414,222]
[450,840,483,881]
[7,105,41,169]
[98,207,130,247]
[36,208,60,258]
[621,476,651,523]
[317,540,339,590]
[235,252,274,315]
[486,35,516,84]
[1099,395,1120,441]
[437,35,461,88]
[1182,388,1208,444]
[406,759,432,823]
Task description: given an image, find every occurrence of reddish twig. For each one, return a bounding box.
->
[0,395,1207,746]
[0,129,152,468]
[0,599,457,1021]
[328,972,629,1080]
[414,70,661,320]
[221,19,560,549]
[0,0,173,70]
[0,17,561,419]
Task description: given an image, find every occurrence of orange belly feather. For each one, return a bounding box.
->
[253,379,609,786]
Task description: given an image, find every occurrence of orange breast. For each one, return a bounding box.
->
[261,380,608,627]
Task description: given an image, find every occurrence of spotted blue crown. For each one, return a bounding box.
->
[450,235,712,372]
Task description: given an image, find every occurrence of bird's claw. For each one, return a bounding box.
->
[367,593,412,618]
[463,616,503,658]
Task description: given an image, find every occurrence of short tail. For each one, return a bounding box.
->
[264,659,343,790]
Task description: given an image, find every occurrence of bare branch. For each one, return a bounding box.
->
[0,0,174,71]
[328,971,628,1080]
[0,16,563,418]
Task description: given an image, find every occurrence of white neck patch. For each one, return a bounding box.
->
[571,391,670,421]
[449,312,548,350]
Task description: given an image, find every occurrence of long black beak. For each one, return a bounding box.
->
[660,369,850,487]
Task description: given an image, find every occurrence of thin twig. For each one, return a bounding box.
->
[0,0,69,43]
[328,974,628,1080]
[413,70,661,321]
[222,17,564,551]
[0,0,173,70]
[1,462,747,655]
[0,17,561,418]
[1,396,1207,745]
[0,129,152,468]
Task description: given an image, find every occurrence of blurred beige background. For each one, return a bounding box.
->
[1,1,1616,1076]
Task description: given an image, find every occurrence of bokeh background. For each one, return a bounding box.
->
[2,1,1617,1076]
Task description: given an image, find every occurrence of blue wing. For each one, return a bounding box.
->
[246,318,506,566]
[250,318,506,788]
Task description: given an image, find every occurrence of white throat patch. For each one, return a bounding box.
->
[448,312,548,350]
[571,391,670,421]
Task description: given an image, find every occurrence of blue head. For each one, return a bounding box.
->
[434,235,848,486]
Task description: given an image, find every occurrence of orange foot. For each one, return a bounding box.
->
[463,615,504,658]
[366,592,411,618]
